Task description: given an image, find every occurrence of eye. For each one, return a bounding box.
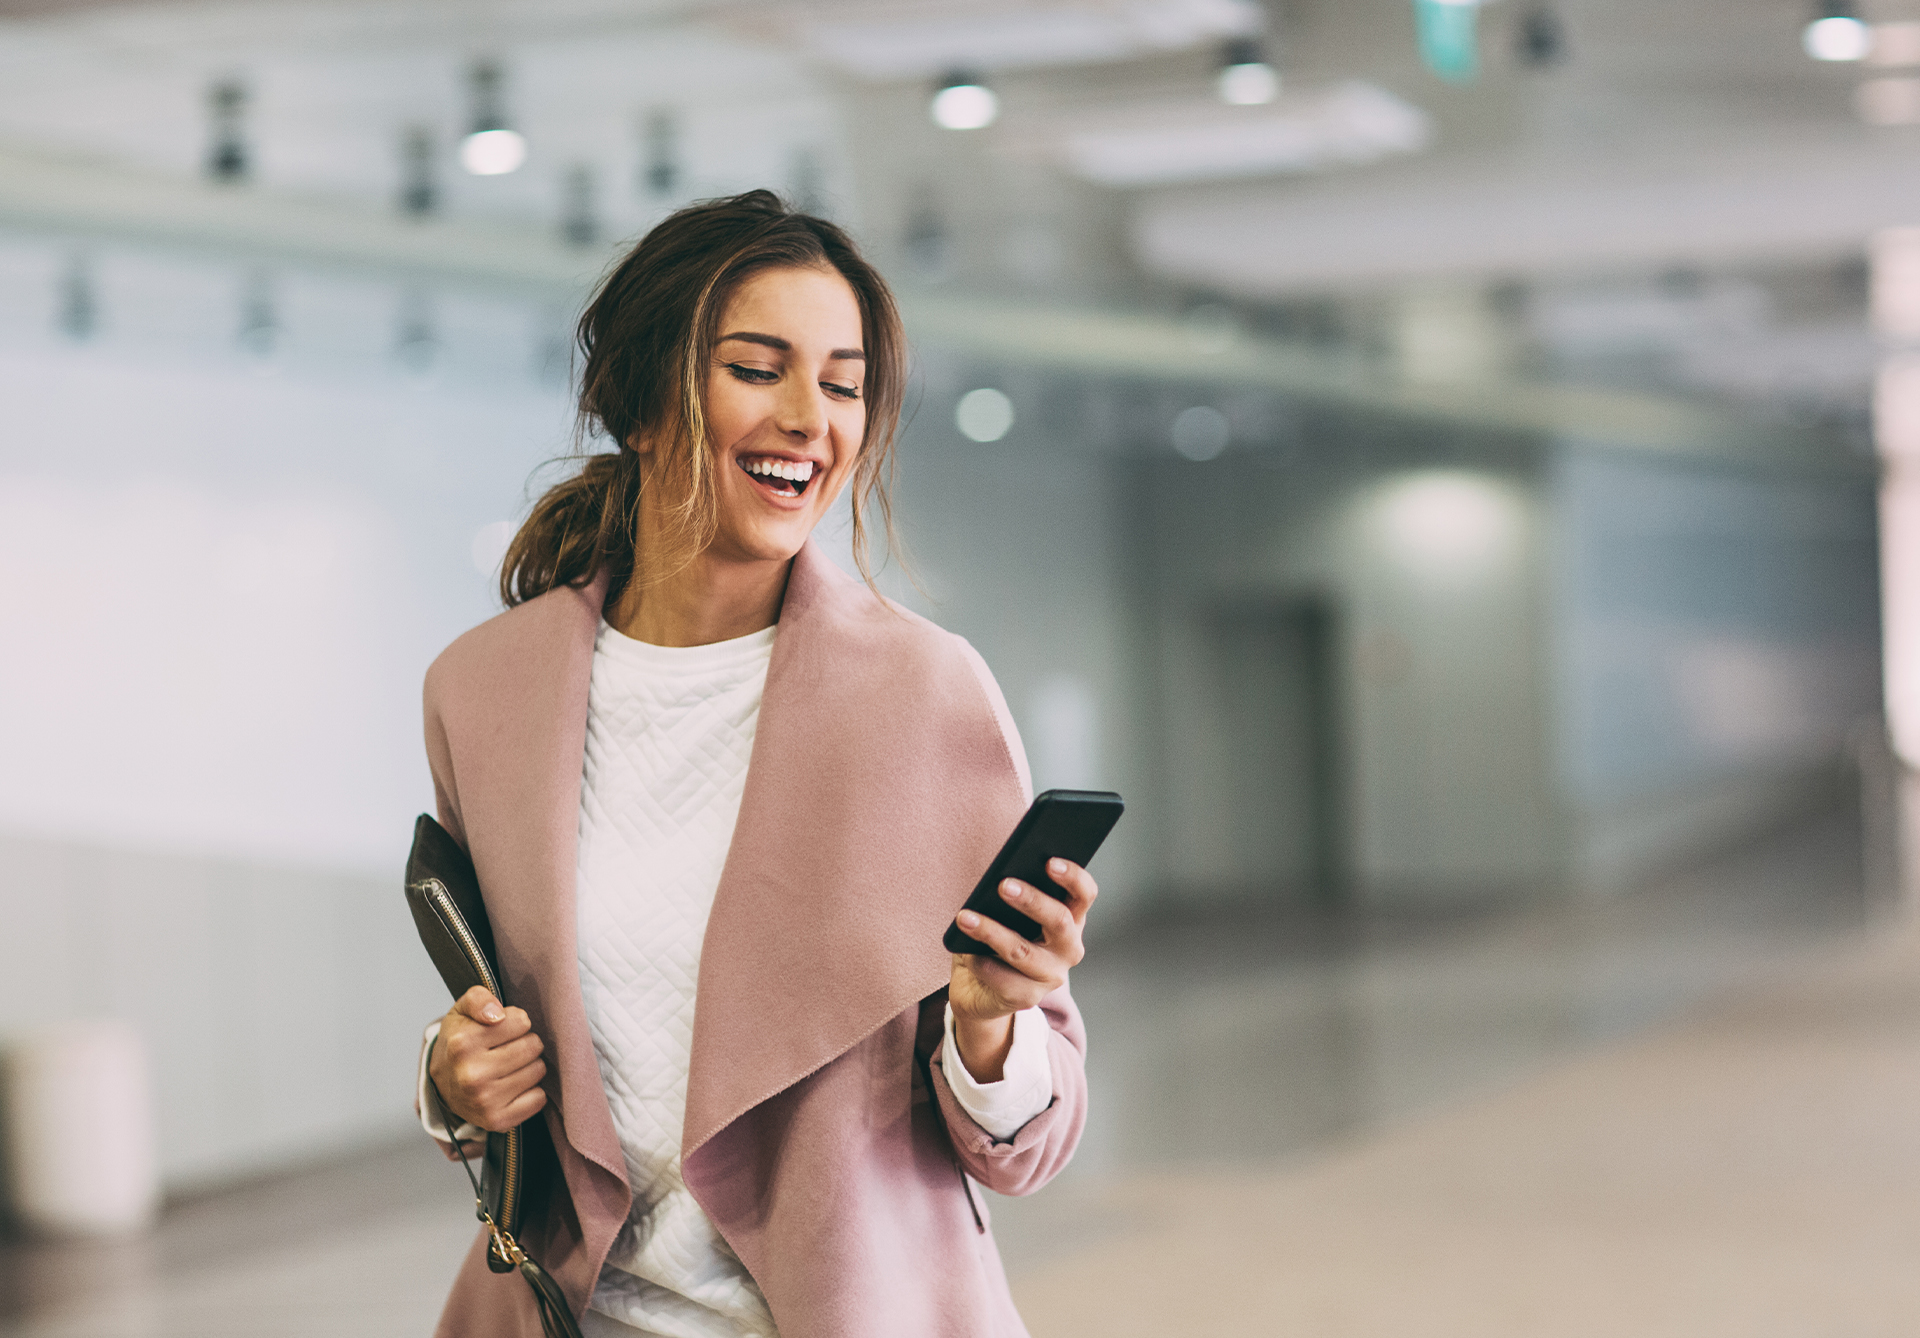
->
[822,381,862,401]
[725,362,778,384]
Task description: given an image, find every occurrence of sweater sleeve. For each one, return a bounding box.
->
[416,1021,486,1146]
[930,981,1088,1197]
[939,1003,1054,1140]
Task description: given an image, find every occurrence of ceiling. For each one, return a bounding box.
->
[0,0,1903,437]
[1,0,1913,291]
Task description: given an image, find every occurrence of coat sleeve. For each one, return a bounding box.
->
[415,662,473,1158]
[928,982,1089,1197]
[423,662,469,851]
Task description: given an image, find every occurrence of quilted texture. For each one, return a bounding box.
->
[575,620,777,1338]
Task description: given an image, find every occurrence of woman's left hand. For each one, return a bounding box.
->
[948,858,1097,1082]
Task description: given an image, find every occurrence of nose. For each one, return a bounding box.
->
[774,378,829,444]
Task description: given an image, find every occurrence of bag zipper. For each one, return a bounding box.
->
[414,878,522,1245]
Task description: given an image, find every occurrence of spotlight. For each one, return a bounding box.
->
[1805,3,1871,60]
[460,61,526,175]
[1216,38,1278,105]
[931,72,998,130]
[460,130,526,176]
[1171,406,1229,461]
[955,388,1014,442]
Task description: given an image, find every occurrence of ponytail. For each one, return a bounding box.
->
[497,449,639,608]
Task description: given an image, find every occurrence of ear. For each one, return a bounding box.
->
[625,432,654,456]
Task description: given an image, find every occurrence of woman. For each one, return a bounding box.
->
[416,191,1096,1338]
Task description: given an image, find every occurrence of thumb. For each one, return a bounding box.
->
[457,985,505,1025]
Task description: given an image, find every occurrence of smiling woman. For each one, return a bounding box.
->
[415,191,1097,1338]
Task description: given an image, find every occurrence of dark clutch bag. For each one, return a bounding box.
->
[405,813,582,1338]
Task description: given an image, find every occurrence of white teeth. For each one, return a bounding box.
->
[745,459,814,484]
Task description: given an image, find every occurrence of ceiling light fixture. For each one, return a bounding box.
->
[955,388,1014,441]
[931,72,998,130]
[460,60,526,176]
[1804,2,1872,61]
[399,126,435,216]
[207,80,249,183]
[1515,5,1567,67]
[1216,37,1278,105]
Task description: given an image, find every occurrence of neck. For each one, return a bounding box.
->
[608,544,793,648]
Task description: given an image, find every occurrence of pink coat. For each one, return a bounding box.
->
[421,540,1089,1337]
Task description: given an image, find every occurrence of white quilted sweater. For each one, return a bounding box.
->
[577,621,782,1337]
[423,618,1055,1338]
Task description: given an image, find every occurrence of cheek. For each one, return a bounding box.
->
[705,372,761,447]
[831,405,868,468]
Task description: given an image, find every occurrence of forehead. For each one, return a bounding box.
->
[721,266,864,350]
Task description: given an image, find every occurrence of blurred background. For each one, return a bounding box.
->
[1,0,1918,1333]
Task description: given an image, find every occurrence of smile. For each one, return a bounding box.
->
[739,456,817,499]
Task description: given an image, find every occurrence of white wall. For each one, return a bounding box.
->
[0,232,572,1189]
[1550,444,1882,887]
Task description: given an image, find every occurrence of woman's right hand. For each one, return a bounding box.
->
[428,986,549,1132]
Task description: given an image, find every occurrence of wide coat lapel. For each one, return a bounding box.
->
[428,570,628,1194]
[682,542,1031,1159]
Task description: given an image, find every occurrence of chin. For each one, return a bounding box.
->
[717,514,817,565]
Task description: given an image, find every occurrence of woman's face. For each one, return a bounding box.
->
[701,265,867,566]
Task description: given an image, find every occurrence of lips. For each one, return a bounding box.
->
[739,456,817,498]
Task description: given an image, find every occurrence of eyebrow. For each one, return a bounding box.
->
[718,331,865,361]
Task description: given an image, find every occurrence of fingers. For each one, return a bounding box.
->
[952,949,1048,1015]
[998,877,1077,947]
[468,1060,549,1132]
[956,908,1070,988]
[444,1003,533,1050]
[455,1056,549,1132]
[1046,858,1099,924]
[432,999,547,1132]
[455,985,506,1025]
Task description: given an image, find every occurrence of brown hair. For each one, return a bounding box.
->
[499,189,906,607]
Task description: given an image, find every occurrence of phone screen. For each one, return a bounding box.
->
[943,789,1124,957]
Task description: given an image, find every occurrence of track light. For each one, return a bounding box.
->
[399,126,436,216]
[641,108,677,197]
[930,72,997,130]
[207,80,249,182]
[460,61,526,176]
[1515,5,1567,67]
[1804,2,1871,60]
[1217,38,1278,105]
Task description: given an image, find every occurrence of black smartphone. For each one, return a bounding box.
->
[944,789,1125,957]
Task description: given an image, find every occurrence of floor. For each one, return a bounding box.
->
[0,807,1887,1336]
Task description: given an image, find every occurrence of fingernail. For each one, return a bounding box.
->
[1002,879,1022,897]
[481,1003,504,1023]
[958,910,980,928]
[1048,858,1067,875]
